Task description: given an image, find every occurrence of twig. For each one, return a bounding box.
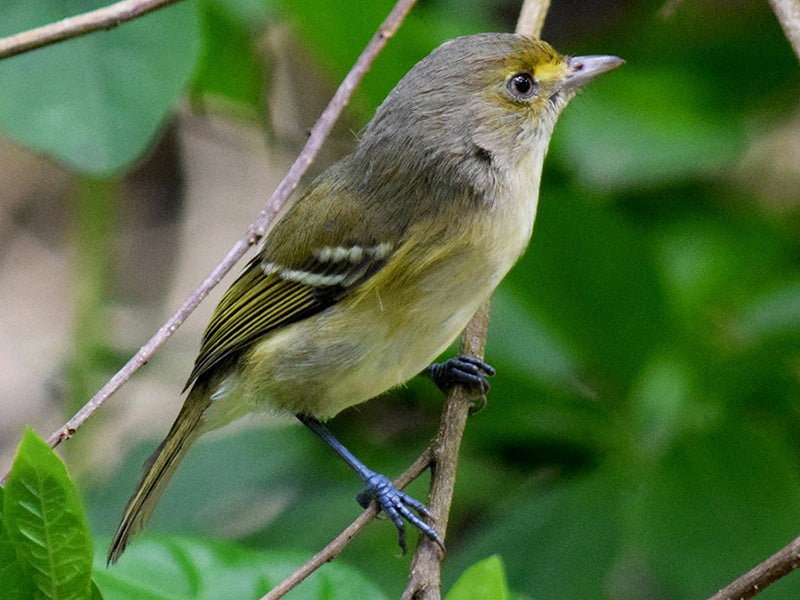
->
[768,0,800,63]
[706,535,800,600]
[0,0,417,469]
[515,0,550,36]
[0,0,183,60]
[400,301,492,600]
[260,448,434,600]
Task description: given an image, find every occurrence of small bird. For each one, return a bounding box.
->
[108,32,622,564]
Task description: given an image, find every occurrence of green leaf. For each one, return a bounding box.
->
[725,278,800,348]
[446,555,510,600]
[0,0,201,174]
[639,424,800,598]
[94,536,388,600]
[4,429,95,600]
[90,580,105,600]
[450,474,625,600]
[0,486,37,600]
[518,186,669,385]
[553,68,745,191]
[192,1,265,110]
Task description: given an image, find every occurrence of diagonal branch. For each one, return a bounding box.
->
[706,535,800,600]
[0,0,183,60]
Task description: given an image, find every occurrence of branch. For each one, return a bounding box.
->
[0,0,183,60]
[0,0,417,466]
[515,0,550,36]
[768,0,800,63]
[400,300,492,600]
[706,535,800,600]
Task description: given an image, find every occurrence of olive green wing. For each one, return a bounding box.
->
[184,242,394,389]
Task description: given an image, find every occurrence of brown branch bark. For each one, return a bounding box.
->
[0,0,418,483]
[0,0,183,60]
[400,301,491,600]
[768,0,800,63]
[515,0,550,37]
[706,535,800,600]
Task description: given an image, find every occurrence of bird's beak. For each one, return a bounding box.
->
[561,55,624,92]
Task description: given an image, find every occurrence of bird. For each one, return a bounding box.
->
[108,32,622,564]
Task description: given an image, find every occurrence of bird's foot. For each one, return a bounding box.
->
[424,354,495,395]
[356,472,444,554]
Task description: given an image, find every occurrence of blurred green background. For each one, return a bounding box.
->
[2,0,800,598]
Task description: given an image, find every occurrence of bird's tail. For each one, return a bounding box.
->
[107,383,211,564]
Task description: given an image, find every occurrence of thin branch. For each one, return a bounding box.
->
[768,0,800,63]
[0,0,183,60]
[401,300,492,600]
[706,535,800,600]
[515,0,550,36]
[7,0,417,459]
[260,448,434,600]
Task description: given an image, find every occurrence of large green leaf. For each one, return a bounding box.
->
[0,486,36,600]
[0,0,201,174]
[4,429,95,600]
[445,555,510,600]
[191,1,265,111]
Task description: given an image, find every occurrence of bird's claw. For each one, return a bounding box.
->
[357,473,444,553]
[425,354,496,396]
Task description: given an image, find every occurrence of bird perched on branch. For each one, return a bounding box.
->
[108,32,622,564]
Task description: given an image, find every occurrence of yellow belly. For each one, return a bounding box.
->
[213,149,544,422]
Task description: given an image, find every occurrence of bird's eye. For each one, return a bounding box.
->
[507,72,537,100]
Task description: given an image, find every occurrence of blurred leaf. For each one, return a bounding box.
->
[725,279,800,348]
[0,0,201,174]
[448,473,625,600]
[553,68,744,191]
[207,0,273,26]
[627,351,697,458]
[93,536,388,600]
[0,486,36,600]
[192,1,265,111]
[91,580,106,600]
[4,429,94,600]
[517,186,669,387]
[445,555,510,600]
[273,0,499,116]
[653,215,788,326]
[489,287,587,396]
[639,423,800,598]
